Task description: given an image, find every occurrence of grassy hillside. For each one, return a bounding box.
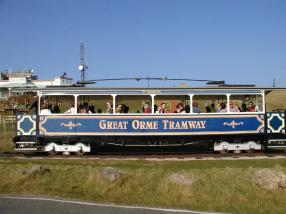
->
[1,158,286,214]
[265,90,286,111]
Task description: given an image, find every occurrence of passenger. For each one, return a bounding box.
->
[88,105,95,113]
[78,104,84,113]
[217,102,227,113]
[154,104,158,113]
[97,109,102,113]
[206,106,211,113]
[40,103,52,114]
[105,102,113,114]
[247,102,256,112]
[65,104,76,114]
[175,103,186,113]
[116,104,125,113]
[241,103,247,112]
[52,104,60,113]
[156,103,166,113]
[48,104,53,110]
[143,102,152,113]
[122,104,129,113]
[185,104,190,113]
[229,102,240,112]
[210,102,216,112]
[83,102,89,113]
[192,101,201,113]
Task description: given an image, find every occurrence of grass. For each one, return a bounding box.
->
[0,91,285,213]
[0,124,14,152]
[0,158,286,214]
[266,90,286,111]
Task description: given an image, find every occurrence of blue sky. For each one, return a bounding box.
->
[0,0,285,87]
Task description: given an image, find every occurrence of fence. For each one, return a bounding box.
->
[0,115,16,133]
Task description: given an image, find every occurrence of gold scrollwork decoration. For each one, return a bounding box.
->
[60,121,82,130]
[223,120,244,129]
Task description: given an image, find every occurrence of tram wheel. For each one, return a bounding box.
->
[219,149,229,154]
[75,150,85,156]
[48,147,58,156]
[246,149,255,153]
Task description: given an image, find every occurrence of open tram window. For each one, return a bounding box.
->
[192,95,227,113]
[40,95,75,114]
[77,95,113,114]
[154,95,190,114]
[115,95,152,114]
[230,94,263,112]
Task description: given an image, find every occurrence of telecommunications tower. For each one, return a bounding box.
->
[78,42,88,86]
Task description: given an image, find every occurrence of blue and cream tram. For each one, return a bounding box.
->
[14,87,286,154]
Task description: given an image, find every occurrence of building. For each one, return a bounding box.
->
[0,69,74,99]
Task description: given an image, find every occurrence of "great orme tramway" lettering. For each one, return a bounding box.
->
[99,120,206,130]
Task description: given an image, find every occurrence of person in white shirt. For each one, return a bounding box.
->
[155,103,166,113]
[40,103,52,114]
[229,102,240,112]
[217,103,227,113]
[175,103,186,113]
[65,104,76,114]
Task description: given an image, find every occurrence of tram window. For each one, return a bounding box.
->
[77,95,113,114]
[40,95,74,114]
[154,95,190,113]
[230,95,263,112]
[192,95,227,113]
[115,95,152,114]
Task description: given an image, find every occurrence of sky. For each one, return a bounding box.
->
[0,0,285,87]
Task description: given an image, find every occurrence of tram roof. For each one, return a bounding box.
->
[12,86,286,95]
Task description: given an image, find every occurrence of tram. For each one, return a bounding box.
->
[14,87,286,155]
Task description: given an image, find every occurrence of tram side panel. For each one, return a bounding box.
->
[38,114,265,137]
[14,114,38,151]
[39,113,265,151]
[15,113,267,153]
[265,112,286,150]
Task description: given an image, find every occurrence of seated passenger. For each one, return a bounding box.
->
[88,105,95,113]
[122,104,129,113]
[217,102,227,113]
[154,104,158,113]
[116,104,125,113]
[155,103,166,113]
[175,103,186,113]
[78,104,84,113]
[229,102,240,112]
[83,102,89,113]
[206,106,211,113]
[210,102,216,112]
[185,105,190,113]
[247,102,256,112]
[106,102,113,114]
[192,101,201,113]
[143,102,152,113]
[65,104,76,114]
[52,104,60,113]
[40,103,52,114]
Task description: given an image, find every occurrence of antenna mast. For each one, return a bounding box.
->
[78,42,88,87]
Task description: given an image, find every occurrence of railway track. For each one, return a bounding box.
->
[1,151,286,160]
